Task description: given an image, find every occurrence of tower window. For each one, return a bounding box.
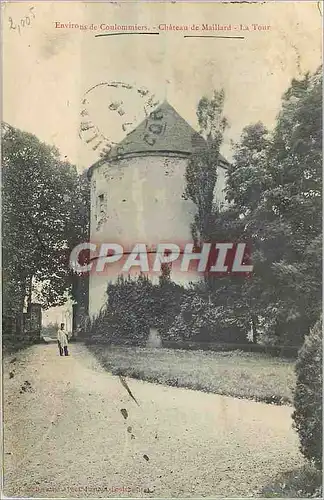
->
[96,193,107,229]
[98,194,105,213]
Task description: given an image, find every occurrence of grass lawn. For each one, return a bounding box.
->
[88,345,296,405]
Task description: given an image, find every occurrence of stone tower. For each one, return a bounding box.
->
[87,101,228,318]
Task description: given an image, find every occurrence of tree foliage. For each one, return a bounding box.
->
[87,271,185,345]
[253,68,322,344]
[226,122,271,215]
[201,68,322,347]
[2,123,89,334]
[168,286,248,344]
[184,89,228,241]
[292,317,322,469]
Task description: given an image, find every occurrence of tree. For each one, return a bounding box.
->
[226,122,271,215]
[201,67,322,348]
[205,123,272,343]
[2,123,89,337]
[255,68,322,344]
[184,89,228,241]
[69,169,90,309]
[292,317,322,469]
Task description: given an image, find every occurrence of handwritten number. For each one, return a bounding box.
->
[9,8,35,34]
[8,17,16,30]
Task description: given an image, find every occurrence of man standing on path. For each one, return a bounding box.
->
[57,323,69,356]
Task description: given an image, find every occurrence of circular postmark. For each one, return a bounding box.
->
[79,81,163,159]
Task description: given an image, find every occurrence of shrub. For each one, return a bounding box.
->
[259,463,322,498]
[167,293,248,343]
[87,275,152,345]
[155,280,185,340]
[292,317,322,469]
[86,274,185,345]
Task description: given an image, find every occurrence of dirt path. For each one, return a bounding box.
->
[3,343,303,498]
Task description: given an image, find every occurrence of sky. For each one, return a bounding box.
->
[3,0,322,326]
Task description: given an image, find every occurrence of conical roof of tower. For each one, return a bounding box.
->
[110,100,207,157]
[88,100,229,177]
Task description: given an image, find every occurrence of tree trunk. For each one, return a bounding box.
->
[27,275,33,313]
[251,316,258,344]
[17,276,28,335]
